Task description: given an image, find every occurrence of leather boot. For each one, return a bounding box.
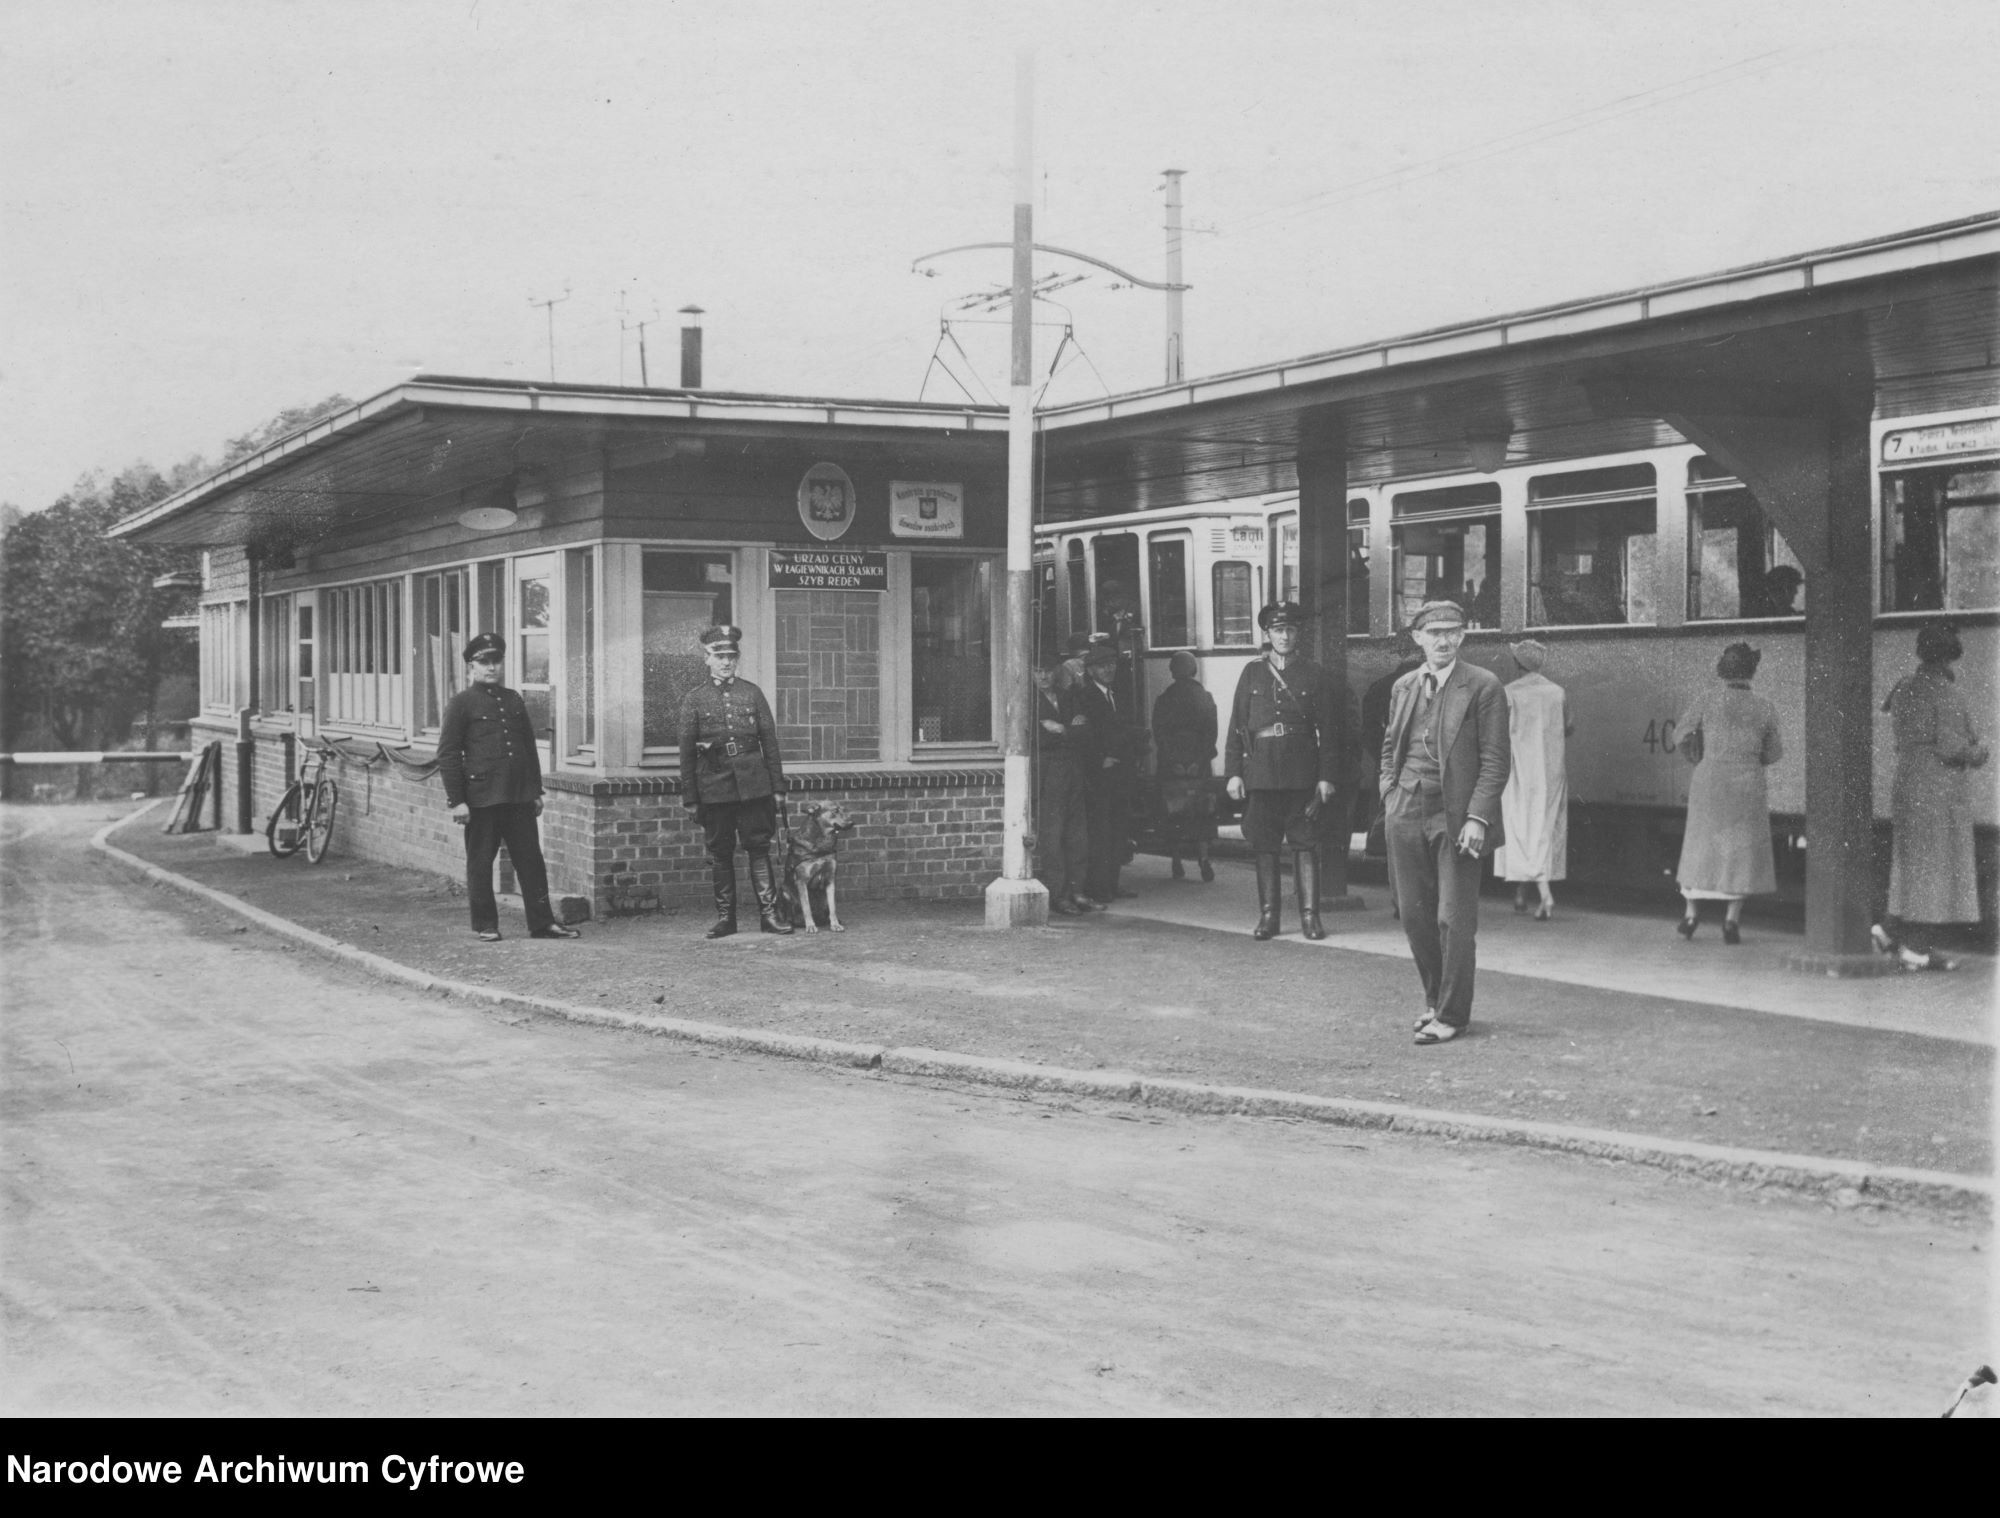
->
[1295,850,1326,940]
[751,852,793,935]
[704,858,738,939]
[1252,853,1283,940]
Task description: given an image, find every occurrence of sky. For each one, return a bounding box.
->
[2,0,1995,510]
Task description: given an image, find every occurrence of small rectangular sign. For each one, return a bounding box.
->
[889,480,965,538]
[768,548,887,591]
[1882,417,2000,464]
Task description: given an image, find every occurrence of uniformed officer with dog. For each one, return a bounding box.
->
[679,624,792,938]
[1225,601,1344,941]
[437,631,579,942]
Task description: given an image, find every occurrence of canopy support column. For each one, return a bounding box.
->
[1296,408,1364,911]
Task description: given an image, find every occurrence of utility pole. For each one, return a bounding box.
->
[529,287,571,381]
[633,312,655,387]
[1162,169,1186,384]
[985,48,1048,929]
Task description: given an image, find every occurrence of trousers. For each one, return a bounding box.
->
[699,796,777,862]
[1241,787,1320,853]
[1035,756,1089,895]
[464,802,556,934]
[1384,785,1483,1028]
[1083,769,1130,900]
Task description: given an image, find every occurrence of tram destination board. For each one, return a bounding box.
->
[768,548,887,591]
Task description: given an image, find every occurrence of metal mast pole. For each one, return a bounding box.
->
[1163,169,1186,384]
[986,47,1048,927]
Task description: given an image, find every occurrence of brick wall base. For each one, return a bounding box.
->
[192,719,1004,919]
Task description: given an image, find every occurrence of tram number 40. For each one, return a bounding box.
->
[1642,718,1683,755]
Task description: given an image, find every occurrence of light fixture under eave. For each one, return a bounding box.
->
[456,505,519,532]
[1464,419,1514,475]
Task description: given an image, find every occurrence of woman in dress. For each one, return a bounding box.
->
[1151,651,1219,881]
[1876,622,1988,968]
[1675,642,1783,944]
[1496,639,1571,920]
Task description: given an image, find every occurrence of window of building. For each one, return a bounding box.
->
[1065,540,1088,640]
[1093,533,1140,640]
[1212,560,1255,646]
[475,559,508,643]
[642,550,734,751]
[1882,465,2000,612]
[1686,458,1805,619]
[514,560,554,747]
[911,556,991,744]
[1391,482,1501,629]
[319,578,404,728]
[1526,464,1657,627]
[563,548,596,760]
[1147,534,1191,648]
[200,601,246,711]
[296,601,315,716]
[414,568,470,732]
[258,595,293,711]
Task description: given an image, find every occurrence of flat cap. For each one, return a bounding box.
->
[462,631,506,663]
[1409,600,1467,631]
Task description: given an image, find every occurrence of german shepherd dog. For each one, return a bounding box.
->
[780,800,856,932]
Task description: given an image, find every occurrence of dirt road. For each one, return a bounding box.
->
[2,806,1987,1415]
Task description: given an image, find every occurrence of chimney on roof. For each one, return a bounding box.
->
[679,305,704,389]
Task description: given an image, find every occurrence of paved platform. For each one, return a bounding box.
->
[1109,853,1996,1047]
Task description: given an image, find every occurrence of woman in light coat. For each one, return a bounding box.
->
[1496,639,1570,920]
[1876,622,1988,967]
[1675,642,1783,944]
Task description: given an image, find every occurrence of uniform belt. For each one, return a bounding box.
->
[705,737,761,759]
[1254,722,1305,740]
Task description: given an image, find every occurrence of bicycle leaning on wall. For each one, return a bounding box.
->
[266,741,339,863]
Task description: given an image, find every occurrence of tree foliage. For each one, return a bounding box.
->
[0,394,352,751]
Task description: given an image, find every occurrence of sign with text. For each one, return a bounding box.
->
[768,548,887,591]
[888,479,965,538]
[1882,417,2000,464]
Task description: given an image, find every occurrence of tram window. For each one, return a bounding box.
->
[1275,513,1298,605]
[1686,465,1805,620]
[1882,467,2000,611]
[1093,533,1141,640]
[1147,535,1191,648]
[1065,540,1089,639]
[1526,465,1656,627]
[1348,499,1371,635]
[1391,519,1500,629]
[1213,561,1256,646]
[1035,559,1060,662]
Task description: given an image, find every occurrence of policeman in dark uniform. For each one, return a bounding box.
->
[1224,602,1343,941]
[678,624,792,938]
[436,632,579,942]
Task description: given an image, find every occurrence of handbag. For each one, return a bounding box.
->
[1680,724,1704,765]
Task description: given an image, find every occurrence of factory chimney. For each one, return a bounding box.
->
[679,305,704,389]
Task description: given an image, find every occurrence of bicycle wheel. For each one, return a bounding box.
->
[266,781,307,857]
[304,779,339,862]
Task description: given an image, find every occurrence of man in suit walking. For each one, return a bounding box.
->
[1379,600,1509,1044]
[437,631,580,942]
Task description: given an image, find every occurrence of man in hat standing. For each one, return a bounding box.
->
[1031,647,1095,914]
[437,632,579,942]
[679,624,792,938]
[1224,601,1345,940]
[1074,640,1145,904]
[1379,600,1510,1044]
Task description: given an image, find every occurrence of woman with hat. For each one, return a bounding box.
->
[1875,621,1988,968]
[1151,650,1219,882]
[1674,642,1783,944]
[1496,638,1571,921]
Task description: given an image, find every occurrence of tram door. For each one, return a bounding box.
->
[1092,532,1144,715]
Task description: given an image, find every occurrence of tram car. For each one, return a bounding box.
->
[1035,405,1999,918]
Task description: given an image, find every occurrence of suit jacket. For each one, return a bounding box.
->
[436,683,544,809]
[1379,660,1510,852]
[1073,676,1145,782]
[1225,656,1347,791]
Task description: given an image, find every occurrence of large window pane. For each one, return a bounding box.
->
[1147,536,1191,647]
[911,557,991,744]
[1348,499,1371,634]
[1883,466,2000,611]
[1526,464,1656,627]
[1093,533,1140,638]
[1392,519,1500,628]
[1065,541,1088,640]
[642,551,733,749]
[564,548,596,757]
[415,568,468,731]
[1212,560,1255,646]
[1687,464,1805,620]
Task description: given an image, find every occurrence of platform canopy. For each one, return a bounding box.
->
[1034,211,1998,519]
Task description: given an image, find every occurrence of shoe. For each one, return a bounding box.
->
[1170,856,1185,879]
[1414,1018,1462,1045]
[1514,895,1529,915]
[1870,923,1900,956]
[750,854,794,935]
[1414,1007,1436,1033]
[1677,916,1698,940]
[531,923,580,939]
[1899,944,1955,972]
[1049,896,1080,916]
[1199,858,1215,883]
[1251,854,1283,940]
[474,929,503,942]
[1534,903,1552,922]
[1071,894,1107,912]
[1722,921,1741,946]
